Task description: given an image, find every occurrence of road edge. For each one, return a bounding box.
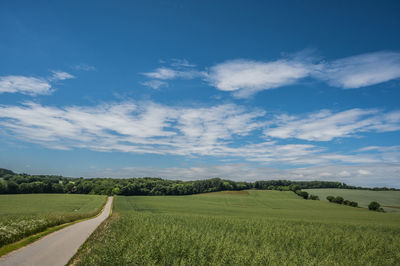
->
[68,196,115,266]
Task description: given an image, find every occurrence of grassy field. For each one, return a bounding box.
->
[304,189,400,212]
[0,194,106,247]
[71,190,400,265]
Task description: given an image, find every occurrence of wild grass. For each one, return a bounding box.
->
[71,190,400,265]
[304,189,400,212]
[0,194,106,247]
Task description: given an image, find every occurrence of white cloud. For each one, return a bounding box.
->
[170,58,196,68]
[314,51,400,88]
[0,76,52,95]
[50,71,75,81]
[141,61,204,89]
[0,70,75,96]
[0,101,265,157]
[141,80,168,89]
[265,108,400,141]
[142,51,400,97]
[0,101,399,167]
[357,169,371,175]
[206,59,315,98]
[142,67,202,80]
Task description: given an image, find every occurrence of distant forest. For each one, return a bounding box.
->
[0,168,398,196]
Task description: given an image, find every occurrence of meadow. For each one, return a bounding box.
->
[304,189,400,212]
[71,190,400,265]
[0,194,106,247]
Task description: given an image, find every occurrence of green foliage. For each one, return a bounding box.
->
[326,196,335,202]
[0,194,106,247]
[333,196,344,204]
[295,190,309,199]
[325,195,359,208]
[71,191,400,265]
[309,194,319,200]
[368,201,384,212]
[305,189,400,212]
[349,201,358,207]
[1,168,398,197]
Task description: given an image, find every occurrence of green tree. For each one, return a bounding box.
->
[368,201,381,211]
[333,196,344,204]
[326,196,334,202]
[349,201,358,207]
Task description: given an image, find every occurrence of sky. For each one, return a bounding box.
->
[1,0,400,187]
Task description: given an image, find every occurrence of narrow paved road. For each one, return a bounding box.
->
[0,197,113,266]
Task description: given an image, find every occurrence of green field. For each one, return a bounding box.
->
[0,194,106,247]
[71,190,400,265]
[304,189,400,212]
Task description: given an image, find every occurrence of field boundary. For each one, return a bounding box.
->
[0,196,108,258]
[68,197,115,266]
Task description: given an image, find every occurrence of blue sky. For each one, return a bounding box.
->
[1,0,400,187]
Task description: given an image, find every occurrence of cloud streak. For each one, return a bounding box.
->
[314,51,400,89]
[0,76,52,96]
[0,101,399,166]
[0,70,75,96]
[142,51,400,97]
[265,108,400,141]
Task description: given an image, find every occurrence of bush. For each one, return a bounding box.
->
[309,194,319,200]
[295,190,309,199]
[326,196,334,202]
[368,201,384,212]
[343,200,351,205]
[333,196,344,204]
[368,201,380,210]
[349,201,358,207]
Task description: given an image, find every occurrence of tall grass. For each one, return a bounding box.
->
[0,194,106,247]
[71,191,400,265]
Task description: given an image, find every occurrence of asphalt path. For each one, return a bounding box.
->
[0,196,113,266]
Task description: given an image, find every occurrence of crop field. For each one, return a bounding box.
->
[71,190,400,265]
[304,189,400,212]
[0,194,106,247]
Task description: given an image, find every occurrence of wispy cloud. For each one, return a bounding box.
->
[140,80,168,89]
[0,101,399,166]
[265,108,400,141]
[313,51,400,89]
[50,71,75,81]
[141,51,400,97]
[0,70,75,96]
[141,59,204,88]
[142,67,203,80]
[0,76,52,96]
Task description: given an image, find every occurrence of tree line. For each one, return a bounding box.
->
[0,168,398,196]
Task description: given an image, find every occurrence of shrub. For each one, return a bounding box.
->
[326,196,335,202]
[368,201,380,211]
[333,196,344,204]
[349,201,358,207]
[295,190,309,199]
[343,200,351,205]
[309,194,319,200]
[368,201,384,212]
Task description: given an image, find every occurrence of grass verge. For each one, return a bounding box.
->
[0,196,109,258]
